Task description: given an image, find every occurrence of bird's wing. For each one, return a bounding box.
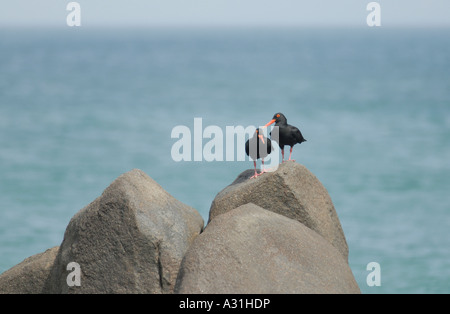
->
[291,126,306,143]
[266,138,273,153]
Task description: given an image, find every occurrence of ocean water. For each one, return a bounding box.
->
[0,27,449,294]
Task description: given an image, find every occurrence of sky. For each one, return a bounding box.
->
[0,0,450,28]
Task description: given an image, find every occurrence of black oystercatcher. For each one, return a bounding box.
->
[245,128,273,179]
[263,113,306,162]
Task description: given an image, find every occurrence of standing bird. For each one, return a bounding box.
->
[245,128,272,179]
[263,113,306,162]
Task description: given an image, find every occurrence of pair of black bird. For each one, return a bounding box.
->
[245,113,306,179]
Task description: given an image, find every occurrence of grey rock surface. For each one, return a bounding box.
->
[175,204,360,294]
[209,162,349,260]
[0,247,58,294]
[45,169,204,293]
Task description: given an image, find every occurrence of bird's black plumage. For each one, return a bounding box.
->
[246,128,272,160]
[265,113,306,162]
[245,128,272,178]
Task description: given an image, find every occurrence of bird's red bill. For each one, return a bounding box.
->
[263,119,276,128]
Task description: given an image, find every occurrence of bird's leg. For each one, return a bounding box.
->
[261,159,267,174]
[281,149,285,163]
[288,147,296,162]
[250,160,259,179]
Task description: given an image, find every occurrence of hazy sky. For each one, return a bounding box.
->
[1,0,450,27]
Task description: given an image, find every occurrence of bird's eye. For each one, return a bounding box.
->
[276,114,280,118]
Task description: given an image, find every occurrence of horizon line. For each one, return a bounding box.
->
[1,23,450,30]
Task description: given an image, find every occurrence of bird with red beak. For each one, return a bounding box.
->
[245,128,272,179]
[263,113,306,162]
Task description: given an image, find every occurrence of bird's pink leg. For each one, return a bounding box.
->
[260,159,267,174]
[281,149,285,163]
[288,147,296,162]
[250,160,259,179]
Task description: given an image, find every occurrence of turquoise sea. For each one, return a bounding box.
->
[0,27,449,294]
